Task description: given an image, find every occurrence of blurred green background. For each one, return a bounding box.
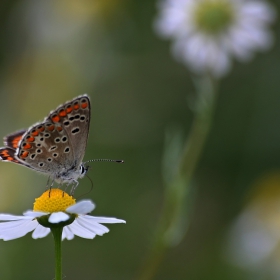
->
[0,0,279,279]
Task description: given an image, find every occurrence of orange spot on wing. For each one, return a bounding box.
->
[0,149,20,163]
[32,130,39,136]
[81,102,88,109]
[11,135,23,149]
[52,115,60,123]
[73,102,80,110]
[23,143,32,149]
[26,136,35,142]
[2,151,9,157]
[48,125,55,131]
[20,151,29,158]
[57,126,63,132]
[37,126,45,132]
[66,105,73,113]
[59,110,67,117]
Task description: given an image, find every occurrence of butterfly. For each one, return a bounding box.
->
[0,94,95,191]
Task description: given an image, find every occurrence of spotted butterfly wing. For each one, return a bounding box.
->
[44,95,90,167]
[4,129,27,150]
[0,130,27,165]
[0,95,91,184]
[0,147,23,165]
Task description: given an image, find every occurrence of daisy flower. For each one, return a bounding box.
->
[0,189,125,241]
[154,0,276,77]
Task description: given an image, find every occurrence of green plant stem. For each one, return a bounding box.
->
[138,76,218,280]
[51,227,63,280]
[179,78,218,179]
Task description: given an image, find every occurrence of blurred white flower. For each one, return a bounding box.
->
[154,0,276,77]
[226,173,280,279]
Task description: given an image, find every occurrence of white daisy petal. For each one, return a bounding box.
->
[32,225,51,239]
[0,219,33,231]
[85,215,126,224]
[49,212,70,223]
[23,210,48,218]
[0,214,33,221]
[76,216,109,236]
[0,220,38,241]
[67,220,97,239]
[66,200,95,214]
[62,225,75,240]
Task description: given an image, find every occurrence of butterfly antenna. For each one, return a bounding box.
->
[84,159,124,164]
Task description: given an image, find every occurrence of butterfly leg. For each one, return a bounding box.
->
[48,178,55,197]
[45,176,51,190]
[63,183,71,193]
[62,183,72,197]
[70,180,79,195]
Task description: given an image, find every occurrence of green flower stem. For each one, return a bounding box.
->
[179,76,218,179]
[51,227,63,280]
[138,76,218,280]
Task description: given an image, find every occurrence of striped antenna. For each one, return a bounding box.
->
[84,159,124,164]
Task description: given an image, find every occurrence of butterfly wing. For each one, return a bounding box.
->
[4,130,27,149]
[0,130,27,166]
[44,94,90,166]
[0,147,24,165]
[14,95,90,177]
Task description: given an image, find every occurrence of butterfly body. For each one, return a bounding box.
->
[0,94,91,187]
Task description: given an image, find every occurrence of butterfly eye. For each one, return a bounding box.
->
[80,165,85,174]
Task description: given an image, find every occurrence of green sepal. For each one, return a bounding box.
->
[37,213,76,228]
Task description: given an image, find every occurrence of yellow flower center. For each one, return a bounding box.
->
[194,0,234,34]
[33,189,76,213]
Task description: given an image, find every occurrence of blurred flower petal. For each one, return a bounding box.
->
[154,0,276,77]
